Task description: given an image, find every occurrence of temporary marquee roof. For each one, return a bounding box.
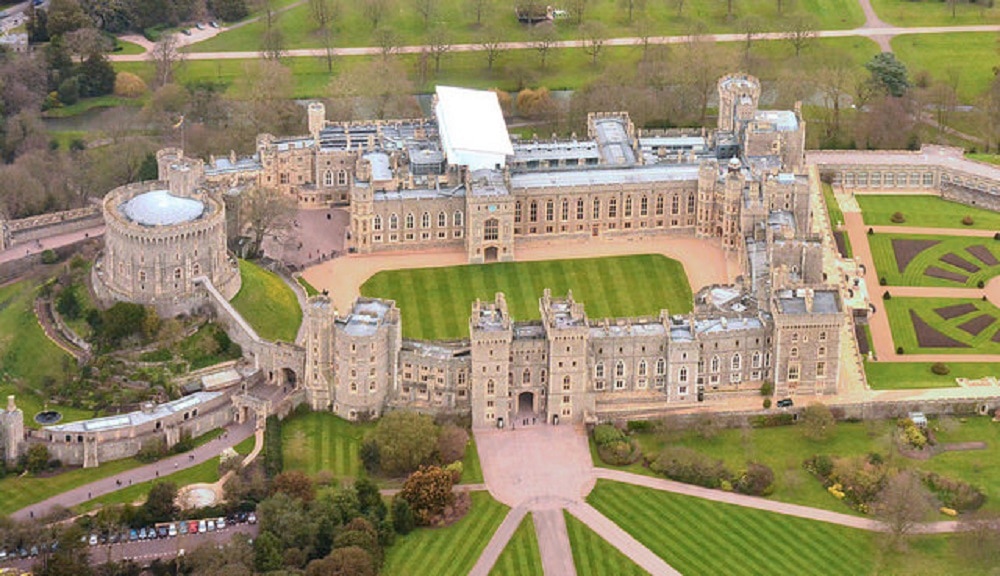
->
[435,86,513,171]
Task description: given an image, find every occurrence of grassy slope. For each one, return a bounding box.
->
[868,233,1000,288]
[872,0,1000,27]
[191,0,863,52]
[589,479,987,575]
[883,296,1000,355]
[489,514,542,576]
[564,511,649,576]
[0,458,145,517]
[281,411,373,479]
[230,259,301,342]
[967,153,1000,166]
[892,33,995,104]
[858,195,1000,230]
[361,254,693,340]
[462,436,484,484]
[383,491,509,576]
[0,280,92,428]
[74,457,221,514]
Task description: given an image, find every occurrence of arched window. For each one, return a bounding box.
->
[522,369,531,384]
[561,199,569,220]
[192,263,200,276]
[454,211,463,227]
[790,347,799,358]
[615,361,625,377]
[563,375,571,390]
[593,198,601,219]
[515,201,522,223]
[389,214,398,230]
[546,200,554,221]
[337,170,348,186]
[656,195,664,215]
[405,213,415,229]
[672,195,679,215]
[609,198,618,218]
[530,201,538,222]
[752,351,761,368]
[173,268,181,280]
[577,198,585,219]
[656,358,666,375]
[139,271,146,283]
[438,212,446,227]
[373,215,382,231]
[818,346,826,357]
[540,369,546,383]
[819,331,828,342]
[638,360,648,376]
[324,170,333,187]
[595,362,605,378]
[731,353,742,371]
[640,196,648,216]
[421,212,430,228]
[711,356,720,373]
[687,194,695,213]
[679,367,688,382]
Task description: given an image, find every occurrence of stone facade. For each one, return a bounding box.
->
[0,396,25,466]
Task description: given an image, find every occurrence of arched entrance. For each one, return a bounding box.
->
[484,246,499,262]
[281,368,298,388]
[518,391,534,414]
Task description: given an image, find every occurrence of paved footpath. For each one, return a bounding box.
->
[11,421,255,522]
[533,508,576,576]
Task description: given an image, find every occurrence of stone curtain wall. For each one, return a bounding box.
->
[6,205,102,245]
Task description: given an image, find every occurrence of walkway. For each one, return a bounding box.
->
[0,226,104,266]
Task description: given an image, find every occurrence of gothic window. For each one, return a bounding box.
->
[656,358,666,375]
[672,195,680,215]
[563,375,571,390]
[790,347,799,358]
[731,353,741,371]
[405,213,415,229]
[174,268,182,280]
[791,332,799,343]
[656,195,664,215]
[687,194,695,213]
[765,352,772,367]
[640,196,648,216]
[711,355,720,373]
[324,170,333,187]
[438,212,447,227]
[454,211,463,227]
[752,351,761,368]
[515,201,522,223]
[577,198,585,219]
[816,362,826,378]
[541,369,546,383]
[389,214,398,230]
[788,365,800,381]
[679,367,688,382]
[624,196,632,217]
[561,199,569,221]
[609,198,618,218]
[546,200,554,221]
[593,198,601,219]
[421,212,430,228]
[595,362,605,378]
[530,201,538,222]
[638,360,648,376]
[280,173,289,184]
[487,380,495,395]
[337,170,348,186]
[615,361,625,377]
[192,263,200,276]
[523,369,530,384]
[373,215,382,231]
[484,218,499,241]
[818,346,826,358]
[139,271,146,283]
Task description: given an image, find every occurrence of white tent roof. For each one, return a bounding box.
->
[435,86,513,171]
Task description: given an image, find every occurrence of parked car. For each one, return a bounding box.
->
[0,549,7,562]
[776,398,794,408]
[138,528,147,540]
[181,28,191,36]
[195,22,204,29]
[189,520,200,534]
[197,520,206,533]
[157,526,168,538]
[206,520,216,532]
[29,546,38,557]
[168,524,178,538]
[216,517,226,530]
[247,512,257,525]
[209,21,218,28]
[129,529,138,542]
[88,534,98,546]
[179,522,189,535]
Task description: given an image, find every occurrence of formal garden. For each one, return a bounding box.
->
[857,195,1000,231]
[360,254,693,340]
[869,233,1000,288]
[883,297,1000,355]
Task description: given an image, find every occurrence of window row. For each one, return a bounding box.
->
[373,211,464,231]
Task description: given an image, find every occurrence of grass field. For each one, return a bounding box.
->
[892,33,996,104]
[74,456,222,514]
[873,0,1000,28]
[383,491,509,576]
[869,233,1000,288]
[863,361,993,389]
[858,195,1000,230]
[884,297,1000,355]
[361,254,693,340]
[281,412,373,480]
[190,0,862,53]
[296,275,320,296]
[230,259,301,342]
[589,479,990,575]
[0,457,145,517]
[489,514,542,576]
[462,436,484,484]
[564,512,649,576]
[968,153,1000,166]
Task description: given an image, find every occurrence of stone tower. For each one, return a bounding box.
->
[465,169,515,264]
[720,157,746,251]
[470,294,514,428]
[540,290,592,425]
[308,102,326,142]
[717,73,761,134]
[0,395,25,466]
[303,295,336,410]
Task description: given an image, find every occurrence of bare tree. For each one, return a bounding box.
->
[873,470,935,550]
[261,27,285,60]
[530,25,557,68]
[468,0,488,25]
[241,185,297,259]
[478,25,505,71]
[580,21,607,66]
[309,0,338,72]
[737,15,763,66]
[568,0,589,24]
[414,0,437,28]
[362,0,389,28]
[725,0,736,19]
[374,27,400,60]
[64,27,111,58]
[619,0,645,24]
[426,25,452,73]
[670,0,686,16]
[680,35,729,125]
[148,34,183,89]
[783,14,818,58]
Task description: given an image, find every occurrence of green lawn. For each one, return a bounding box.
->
[892,33,996,104]
[0,458,145,517]
[489,514,542,576]
[175,322,243,370]
[589,479,990,575]
[281,411,373,479]
[968,153,1000,166]
[873,0,1000,28]
[823,183,853,258]
[884,297,1000,355]
[462,436,484,484]
[114,39,147,55]
[296,275,320,296]
[361,254,693,340]
[858,195,1000,231]
[383,491,509,576]
[564,512,649,576]
[869,233,1000,288]
[230,259,301,342]
[190,0,862,53]
[74,457,221,514]
[863,361,998,389]
[41,95,143,119]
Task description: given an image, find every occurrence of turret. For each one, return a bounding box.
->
[308,102,326,142]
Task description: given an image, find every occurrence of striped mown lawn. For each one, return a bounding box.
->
[281,412,373,479]
[230,259,301,342]
[383,491,509,576]
[361,255,693,340]
[564,511,649,576]
[588,480,875,576]
[462,436,484,484]
[489,514,542,576]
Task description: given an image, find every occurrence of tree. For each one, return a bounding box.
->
[56,286,82,319]
[362,0,388,28]
[148,33,183,88]
[468,0,488,25]
[737,15,762,67]
[211,0,250,21]
[257,492,318,554]
[329,59,420,121]
[478,24,504,71]
[568,0,588,23]
[426,26,451,73]
[306,547,375,576]
[579,21,607,66]
[37,525,93,576]
[865,52,910,97]
[372,410,439,476]
[530,25,557,69]
[77,51,116,97]
[516,87,556,120]
[801,403,836,442]
[25,444,51,473]
[619,0,644,23]
[391,496,415,534]
[140,482,178,525]
[400,465,455,525]
[815,51,857,145]
[65,27,110,58]
[725,0,735,19]
[436,424,469,463]
[413,0,437,28]
[874,470,935,549]
[309,0,337,72]
[373,27,399,60]
[253,531,283,573]
[240,185,296,258]
[355,477,387,521]
[47,0,91,38]
[271,470,316,503]
[783,14,817,58]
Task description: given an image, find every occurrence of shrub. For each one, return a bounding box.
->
[40,249,59,264]
[890,211,905,223]
[897,418,927,449]
[759,381,773,397]
[883,291,892,300]
[650,447,731,489]
[897,346,904,354]
[597,439,641,466]
[391,496,415,535]
[994,232,1000,240]
[922,472,985,512]
[57,76,79,105]
[931,362,950,376]
[400,466,455,526]
[879,277,887,286]
[443,461,463,484]
[360,439,380,474]
[804,454,835,479]
[762,398,772,409]
[593,424,626,447]
[977,280,985,289]
[435,424,469,464]
[962,215,974,226]
[373,411,440,476]
[734,462,775,496]
[830,455,888,506]
[114,71,148,98]
[801,403,836,442]
[749,413,795,428]
[626,420,653,433]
